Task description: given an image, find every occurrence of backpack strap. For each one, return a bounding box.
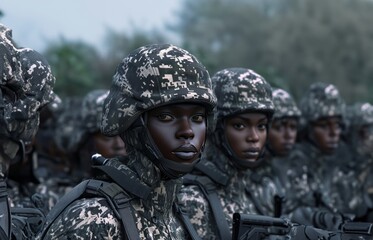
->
[40,179,140,240]
[173,203,202,240]
[93,180,140,240]
[11,207,45,240]
[92,165,151,199]
[0,180,11,239]
[194,161,229,186]
[183,174,231,240]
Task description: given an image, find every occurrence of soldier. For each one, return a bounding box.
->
[0,23,55,239]
[38,43,216,239]
[178,67,279,239]
[264,88,312,215]
[67,89,127,180]
[288,82,363,227]
[344,102,373,222]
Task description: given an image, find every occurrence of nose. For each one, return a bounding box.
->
[329,123,341,137]
[284,127,297,142]
[112,136,125,149]
[176,117,194,139]
[246,127,259,142]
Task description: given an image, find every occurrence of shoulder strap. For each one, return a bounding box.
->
[173,203,202,240]
[194,161,229,186]
[183,174,231,240]
[0,180,11,239]
[92,165,151,199]
[40,179,140,240]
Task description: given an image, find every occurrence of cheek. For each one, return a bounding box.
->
[258,131,268,148]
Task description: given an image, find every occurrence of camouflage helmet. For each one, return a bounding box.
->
[212,68,275,119]
[347,102,373,128]
[81,89,109,134]
[68,89,109,152]
[211,68,274,169]
[101,44,216,179]
[0,24,55,144]
[272,88,301,119]
[299,82,345,123]
[101,43,216,136]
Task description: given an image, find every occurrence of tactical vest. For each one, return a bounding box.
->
[39,155,201,240]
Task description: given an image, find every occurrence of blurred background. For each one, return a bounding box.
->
[1,0,372,104]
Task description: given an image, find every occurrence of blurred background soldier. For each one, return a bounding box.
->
[0,23,55,239]
[288,82,365,229]
[344,102,373,222]
[66,89,127,180]
[264,88,311,216]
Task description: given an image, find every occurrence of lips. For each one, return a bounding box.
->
[172,145,198,160]
[242,148,261,160]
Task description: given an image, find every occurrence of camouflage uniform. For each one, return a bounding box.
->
[178,68,285,239]
[39,44,216,240]
[345,102,373,221]
[65,89,111,180]
[264,88,313,215]
[289,82,364,219]
[0,23,55,239]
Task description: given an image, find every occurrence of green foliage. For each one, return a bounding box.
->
[43,39,104,98]
[174,0,373,104]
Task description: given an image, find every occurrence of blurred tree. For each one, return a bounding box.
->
[43,39,104,98]
[43,30,166,98]
[173,0,373,103]
[100,29,166,88]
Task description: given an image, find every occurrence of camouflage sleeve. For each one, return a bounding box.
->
[177,185,218,239]
[40,197,124,240]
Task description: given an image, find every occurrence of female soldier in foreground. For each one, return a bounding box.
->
[39,43,216,239]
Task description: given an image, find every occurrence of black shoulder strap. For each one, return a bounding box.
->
[39,179,140,240]
[0,180,11,239]
[92,165,151,199]
[194,161,229,186]
[183,174,231,240]
[173,203,202,240]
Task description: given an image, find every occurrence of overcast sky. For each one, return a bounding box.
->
[1,1,181,52]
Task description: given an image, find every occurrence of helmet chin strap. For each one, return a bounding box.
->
[135,116,202,180]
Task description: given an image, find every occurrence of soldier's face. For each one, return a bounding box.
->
[268,117,298,156]
[309,116,342,154]
[224,112,268,162]
[146,103,207,163]
[92,133,127,158]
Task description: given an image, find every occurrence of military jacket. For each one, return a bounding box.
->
[177,144,258,240]
[39,154,188,240]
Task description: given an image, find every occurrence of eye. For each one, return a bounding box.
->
[192,114,205,123]
[233,123,245,130]
[157,113,173,121]
[258,123,268,131]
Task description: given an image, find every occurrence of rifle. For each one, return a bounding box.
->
[232,213,373,240]
[232,213,291,240]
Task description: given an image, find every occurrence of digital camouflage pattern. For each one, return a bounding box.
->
[68,89,109,152]
[178,142,258,239]
[211,68,274,119]
[101,43,216,136]
[40,133,189,240]
[80,89,109,134]
[40,44,214,239]
[272,88,301,119]
[0,24,55,176]
[178,68,283,239]
[299,82,345,125]
[345,102,373,162]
